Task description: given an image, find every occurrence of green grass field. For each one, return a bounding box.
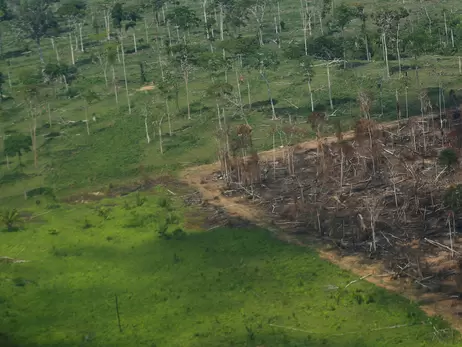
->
[0,189,459,347]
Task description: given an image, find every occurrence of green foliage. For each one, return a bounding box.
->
[3,133,32,160]
[25,187,56,200]
[166,5,201,32]
[44,63,78,84]
[439,148,458,168]
[444,184,462,212]
[10,0,58,60]
[0,208,20,231]
[135,191,146,206]
[57,0,87,19]
[96,206,111,220]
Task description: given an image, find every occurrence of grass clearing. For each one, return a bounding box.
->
[0,188,459,346]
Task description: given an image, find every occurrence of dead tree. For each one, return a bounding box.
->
[358,91,373,119]
[365,195,383,252]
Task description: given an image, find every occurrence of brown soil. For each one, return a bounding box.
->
[180,114,462,333]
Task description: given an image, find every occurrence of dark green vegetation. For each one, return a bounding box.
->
[1,0,462,202]
[0,189,460,346]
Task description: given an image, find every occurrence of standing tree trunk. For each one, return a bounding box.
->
[47,103,52,127]
[184,69,191,120]
[261,71,276,120]
[120,40,131,114]
[203,0,209,40]
[247,80,251,109]
[85,103,90,135]
[112,65,119,105]
[79,23,84,52]
[165,98,172,136]
[308,77,314,112]
[133,33,137,53]
[382,32,390,78]
[144,107,151,144]
[36,39,44,64]
[396,24,401,78]
[158,115,164,154]
[326,63,333,110]
[69,33,75,65]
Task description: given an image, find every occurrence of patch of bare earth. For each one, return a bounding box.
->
[181,110,462,333]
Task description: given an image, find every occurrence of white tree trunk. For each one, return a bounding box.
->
[327,64,333,110]
[144,18,149,43]
[165,98,172,136]
[112,65,119,104]
[382,33,390,78]
[133,33,137,53]
[48,103,52,127]
[184,69,191,120]
[158,117,164,154]
[308,77,314,112]
[121,40,131,114]
[144,109,151,144]
[69,33,75,65]
[79,23,84,52]
[85,104,90,135]
[220,4,224,41]
[396,25,401,78]
[203,0,209,40]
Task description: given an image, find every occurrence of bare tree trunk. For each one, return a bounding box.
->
[85,104,90,135]
[69,33,75,65]
[396,24,401,78]
[203,0,209,40]
[133,33,137,53]
[219,3,224,41]
[158,119,163,154]
[144,18,149,43]
[235,68,243,113]
[261,71,276,120]
[144,107,151,144]
[247,80,251,109]
[47,103,52,127]
[405,87,409,118]
[120,40,131,114]
[327,63,333,110]
[184,69,191,120]
[112,65,119,105]
[165,98,172,136]
[382,32,390,78]
[308,77,314,112]
[79,23,84,52]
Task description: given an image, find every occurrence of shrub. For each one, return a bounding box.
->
[444,184,462,212]
[96,206,111,220]
[1,209,20,232]
[439,148,458,169]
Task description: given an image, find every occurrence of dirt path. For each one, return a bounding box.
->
[180,116,462,333]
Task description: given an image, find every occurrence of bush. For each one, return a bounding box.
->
[439,148,458,168]
[444,184,462,212]
[1,209,20,232]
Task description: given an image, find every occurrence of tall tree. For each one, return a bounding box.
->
[333,3,358,69]
[4,133,32,167]
[166,5,201,42]
[11,0,58,64]
[57,0,87,55]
